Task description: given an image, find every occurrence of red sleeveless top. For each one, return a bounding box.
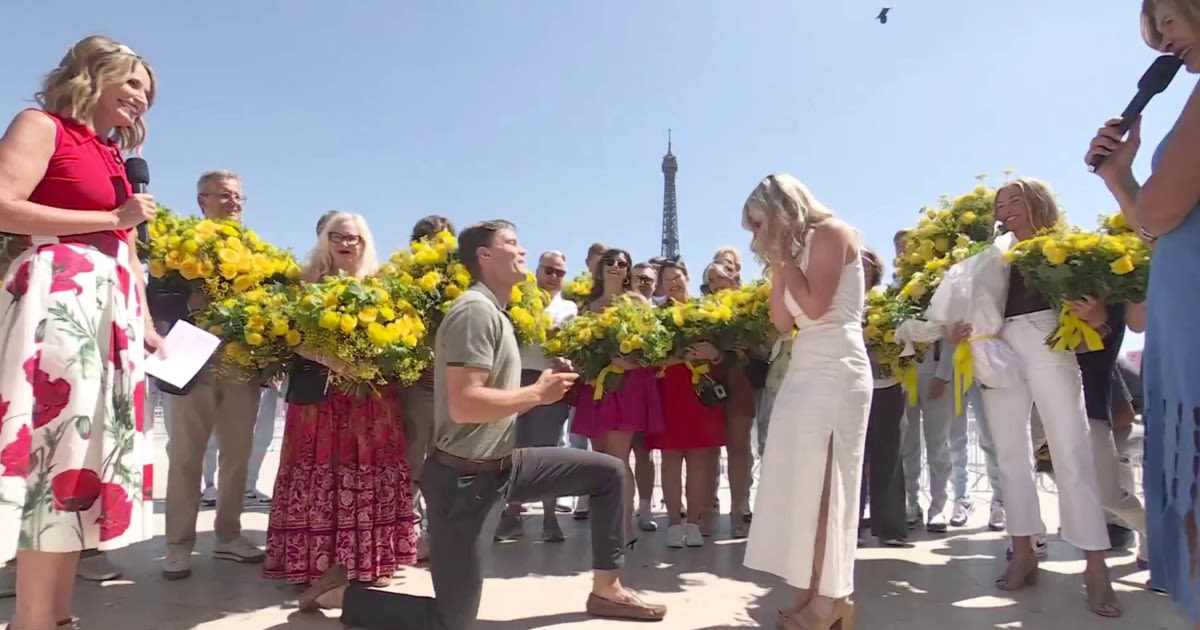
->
[25,110,132,258]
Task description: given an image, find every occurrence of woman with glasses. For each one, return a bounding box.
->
[569,248,665,544]
[262,212,418,589]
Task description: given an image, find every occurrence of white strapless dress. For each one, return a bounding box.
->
[743,245,873,597]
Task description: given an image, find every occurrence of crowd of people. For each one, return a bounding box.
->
[4,1,1200,627]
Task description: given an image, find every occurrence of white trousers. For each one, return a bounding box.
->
[979,311,1109,551]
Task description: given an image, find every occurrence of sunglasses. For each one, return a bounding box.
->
[604,259,629,269]
[636,275,656,285]
[541,266,567,278]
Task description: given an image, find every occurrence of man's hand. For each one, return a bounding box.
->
[946,321,973,343]
[929,377,948,401]
[534,369,579,405]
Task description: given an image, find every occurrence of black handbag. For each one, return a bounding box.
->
[284,356,330,405]
[696,374,729,408]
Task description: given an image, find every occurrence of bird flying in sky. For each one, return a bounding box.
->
[877,7,890,24]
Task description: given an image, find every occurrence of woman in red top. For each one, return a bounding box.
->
[0,36,159,630]
[646,260,725,549]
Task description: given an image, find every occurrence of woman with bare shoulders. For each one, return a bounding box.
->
[740,174,871,629]
[262,212,418,588]
[569,248,664,543]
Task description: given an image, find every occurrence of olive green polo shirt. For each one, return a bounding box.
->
[432,283,522,460]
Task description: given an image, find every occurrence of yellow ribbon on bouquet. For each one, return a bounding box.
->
[591,364,626,401]
[683,360,710,385]
[900,365,919,407]
[951,335,996,416]
[1048,305,1105,353]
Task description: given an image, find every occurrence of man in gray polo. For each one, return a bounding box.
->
[298,220,667,628]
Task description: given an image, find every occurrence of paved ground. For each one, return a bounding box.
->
[0,412,1190,629]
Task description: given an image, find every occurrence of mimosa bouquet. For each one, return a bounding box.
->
[662,294,736,354]
[380,229,471,333]
[195,282,302,381]
[721,279,774,348]
[545,296,673,399]
[864,287,929,403]
[144,209,301,301]
[292,274,431,387]
[507,273,553,347]
[562,271,594,308]
[1006,227,1149,352]
[894,176,997,286]
[1098,211,1134,236]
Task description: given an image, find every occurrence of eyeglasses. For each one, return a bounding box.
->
[540,266,566,278]
[328,232,362,246]
[200,192,246,203]
[636,275,655,285]
[604,259,628,269]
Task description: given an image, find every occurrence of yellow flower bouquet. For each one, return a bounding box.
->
[562,271,594,308]
[144,209,301,302]
[380,229,471,333]
[545,296,674,399]
[508,273,553,347]
[1098,211,1134,236]
[661,281,771,353]
[864,287,929,403]
[292,274,431,387]
[1006,228,1150,351]
[195,282,302,382]
[894,180,996,286]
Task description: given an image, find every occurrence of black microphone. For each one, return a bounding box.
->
[124,157,151,243]
[1088,54,1184,172]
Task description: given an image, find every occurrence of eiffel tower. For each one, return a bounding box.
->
[660,131,679,260]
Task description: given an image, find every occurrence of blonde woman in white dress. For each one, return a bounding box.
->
[742,174,872,630]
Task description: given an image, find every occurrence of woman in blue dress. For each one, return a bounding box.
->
[1086,2,1200,624]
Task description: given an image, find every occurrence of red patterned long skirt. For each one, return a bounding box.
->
[263,385,418,584]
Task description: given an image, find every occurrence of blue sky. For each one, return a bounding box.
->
[0,1,1186,351]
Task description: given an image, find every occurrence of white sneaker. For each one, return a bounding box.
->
[162,547,192,580]
[666,524,686,548]
[637,510,658,532]
[213,536,265,564]
[243,489,272,505]
[200,486,217,507]
[684,522,705,548]
[926,506,948,533]
[988,502,1007,531]
[0,562,14,598]
[950,499,974,527]
[76,552,121,581]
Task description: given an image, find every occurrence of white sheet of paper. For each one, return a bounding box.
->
[144,320,221,388]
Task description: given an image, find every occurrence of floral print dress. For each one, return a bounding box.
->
[0,111,153,559]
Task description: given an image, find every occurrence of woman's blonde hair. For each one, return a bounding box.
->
[1141,0,1200,49]
[996,177,1062,232]
[305,212,380,281]
[702,260,739,291]
[712,246,742,271]
[742,173,834,265]
[36,35,156,152]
